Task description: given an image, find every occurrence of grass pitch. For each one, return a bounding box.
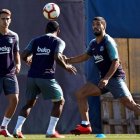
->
[0,134,140,140]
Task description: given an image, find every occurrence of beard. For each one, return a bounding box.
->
[94,31,102,36]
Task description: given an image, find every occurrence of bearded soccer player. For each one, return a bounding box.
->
[0,9,20,137]
[65,17,140,134]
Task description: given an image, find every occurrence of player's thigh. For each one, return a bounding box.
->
[76,82,101,98]
[7,93,19,104]
[26,78,40,100]
[106,77,131,99]
[36,78,63,101]
[3,75,19,95]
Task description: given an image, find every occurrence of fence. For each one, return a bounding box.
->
[101,93,140,134]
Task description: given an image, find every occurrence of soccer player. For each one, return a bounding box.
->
[65,16,140,134]
[0,9,21,137]
[13,21,77,138]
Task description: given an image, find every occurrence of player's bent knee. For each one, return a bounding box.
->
[61,98,65,104]
[59,99,65,106]
[24,101,36,109]
[53,99,65,106]
[23,105,32,110]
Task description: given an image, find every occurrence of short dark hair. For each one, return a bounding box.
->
[46,21,59,33]
[93,16,106,28]
[0,9,11,16]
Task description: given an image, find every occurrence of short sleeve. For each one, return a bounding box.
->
[106,39,119,60]
[55,39,65,54]
[86,40,95,56]
[13,33,19,52]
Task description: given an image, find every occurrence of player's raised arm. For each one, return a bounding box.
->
[54,53,77,75]
[66,53,91,64]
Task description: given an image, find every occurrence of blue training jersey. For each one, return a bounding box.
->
[25,33,65,79]
[0,30,19,76]
[86,34,125,78]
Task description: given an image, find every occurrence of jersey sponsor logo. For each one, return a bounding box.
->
[45,69,55,74]
[100,46,104,51]
[94,54,104,63]
[0,46,11,54]
[8,38,13,43]
[36,46,51,55]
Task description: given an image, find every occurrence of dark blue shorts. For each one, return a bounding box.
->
[0,75,19,95]
[101,77,131,99]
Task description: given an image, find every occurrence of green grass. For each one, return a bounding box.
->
[0,134,140,140]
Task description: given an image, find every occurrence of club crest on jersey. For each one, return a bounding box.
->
[8,38,13,43]
[94,54,104,63]
[100,46,104,51]
[0,46,11,54]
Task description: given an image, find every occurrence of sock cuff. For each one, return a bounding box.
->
[3,116,11,121]
[18,116,26,120]
[50,116,59,121]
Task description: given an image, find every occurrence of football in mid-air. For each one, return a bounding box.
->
[43,3,60,20]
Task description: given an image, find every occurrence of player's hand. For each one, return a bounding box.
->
[15,64,21,74]
[26,55,32,66]
[62,55,69,64]
[66,64,77,75]
[62,55,72,64]
[62,55,67,60]
[98,78,109,89]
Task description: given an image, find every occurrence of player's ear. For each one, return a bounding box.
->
[57,28,60,34]
[9,18,11,24]
[103,22,106,30]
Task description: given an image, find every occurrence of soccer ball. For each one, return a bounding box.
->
[43,3,60,20]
